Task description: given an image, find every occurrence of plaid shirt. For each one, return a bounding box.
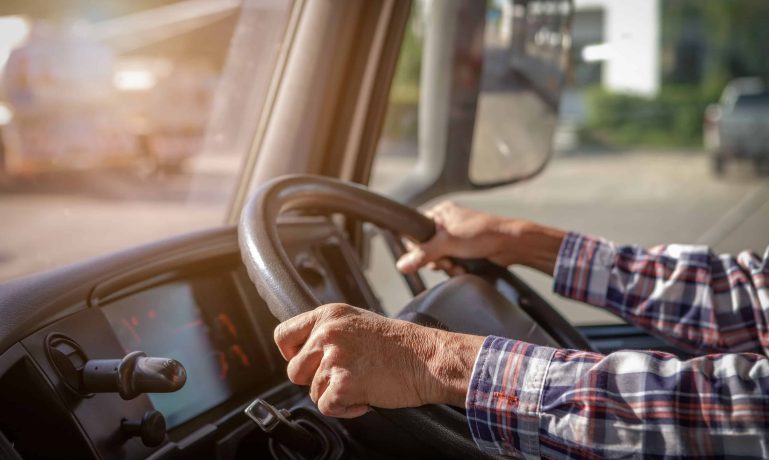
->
[466,232,769,459]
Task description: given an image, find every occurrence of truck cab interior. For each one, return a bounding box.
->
[0,0,767,459]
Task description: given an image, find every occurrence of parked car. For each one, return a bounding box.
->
[704,77,769,175]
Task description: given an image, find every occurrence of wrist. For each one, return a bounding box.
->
[497,220,565,274]
[424,330,485,407]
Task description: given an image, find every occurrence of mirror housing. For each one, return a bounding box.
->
[386,0,573,206]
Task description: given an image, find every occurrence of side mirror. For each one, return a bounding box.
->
[387,0,573,205]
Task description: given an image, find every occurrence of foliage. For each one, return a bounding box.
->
[382,4,423,140]
[582,0,769,148]
[662,0,769,85]
[583,85,721,147]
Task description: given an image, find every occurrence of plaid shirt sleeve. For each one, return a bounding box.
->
[465,232,769,458]
[466,336,769,458]
[553,232,769,354]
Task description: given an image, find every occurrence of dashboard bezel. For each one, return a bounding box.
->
[96,255,280,431]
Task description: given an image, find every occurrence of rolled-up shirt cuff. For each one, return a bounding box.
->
[552,232,615,308]
[465,336,556,459]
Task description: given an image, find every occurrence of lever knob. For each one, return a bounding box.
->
[245,399,321,457]
[122,410,166,447]
[82,351,186,400]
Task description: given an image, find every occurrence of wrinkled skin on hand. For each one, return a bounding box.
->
[397,201,565,276]
[396,201,527,275]
[273,205,563,418]
[273,304,482,418]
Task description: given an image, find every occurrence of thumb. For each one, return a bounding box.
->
[396,246,428,273]
[397,235,447,273]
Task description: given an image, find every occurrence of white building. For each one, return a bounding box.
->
[574,0,660,97]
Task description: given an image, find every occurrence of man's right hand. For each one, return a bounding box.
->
[396,201,566,276]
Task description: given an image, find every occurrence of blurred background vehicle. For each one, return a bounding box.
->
[0,1,233,178]
[704,77,769,175]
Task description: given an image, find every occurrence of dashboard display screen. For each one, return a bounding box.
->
[102,270,264,428]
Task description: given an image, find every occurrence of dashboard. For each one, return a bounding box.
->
[0,217,381,459]
[100,264,266,429]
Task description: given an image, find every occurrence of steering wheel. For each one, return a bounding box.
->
[238,174,591,459]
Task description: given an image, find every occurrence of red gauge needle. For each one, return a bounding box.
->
[231,345,251,367]
[121,318,141,345]
[217,313,238,338]
[217,351,229,381]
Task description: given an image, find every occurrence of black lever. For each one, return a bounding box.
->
[245,399,321,458]
[82,351,186,400]
[122,410,167,447]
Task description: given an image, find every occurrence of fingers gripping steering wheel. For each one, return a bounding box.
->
[238,174,589,459]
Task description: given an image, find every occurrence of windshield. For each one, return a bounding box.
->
[0,0,293,281]
[735,92,769,110]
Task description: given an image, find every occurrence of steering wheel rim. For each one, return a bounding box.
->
[239,174,436,320]
[237,174,578,459]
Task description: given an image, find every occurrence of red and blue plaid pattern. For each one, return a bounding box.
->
[466,233,769,458]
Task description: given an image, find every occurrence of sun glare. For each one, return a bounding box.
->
[0,15,30,71]
[113,68,158,91]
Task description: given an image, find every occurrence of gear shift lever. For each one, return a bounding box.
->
[245,399,322,458]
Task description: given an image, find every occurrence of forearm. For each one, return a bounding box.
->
[492,220,566,275]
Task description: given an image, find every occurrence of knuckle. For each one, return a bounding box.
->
[318,393,343,416]
[314,324,335,342]
[315,320,351,343]
[317,400,334,416]
[323,388,346,410]
[327,303,354,317]
[273,324,286,345]
[325,345,345,363]
[321,303,345,315]
[317,303,335,313]
[336,371,353,389]
[286,361,302,384]
[309,385,320,403]
[435,201,456,215]
[310,374,326,403]
[328,392,344,408]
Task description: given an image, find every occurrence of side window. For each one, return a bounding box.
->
[369,0,769,325]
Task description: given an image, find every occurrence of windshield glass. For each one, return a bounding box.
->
[0,0,293,281]
[735,92,769,110]
[370,0,769,325]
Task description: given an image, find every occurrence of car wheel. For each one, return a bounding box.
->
[753,157,767,176]
[712,154,726,176]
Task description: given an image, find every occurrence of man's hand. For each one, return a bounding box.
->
[273,304,484,418]
[396,201,566,276]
